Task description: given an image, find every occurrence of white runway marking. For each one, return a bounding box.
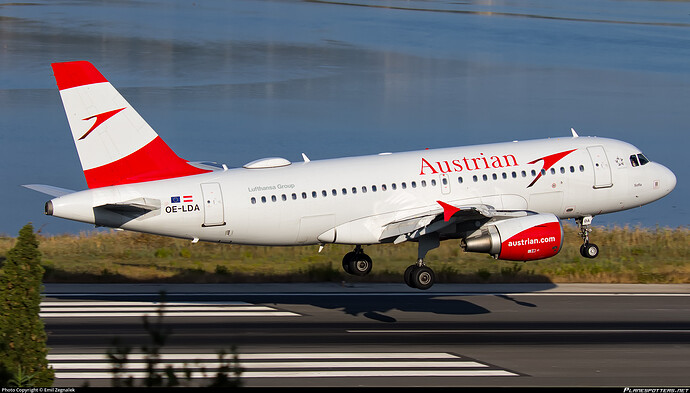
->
[48,352,519,380]
[39,300,300,318]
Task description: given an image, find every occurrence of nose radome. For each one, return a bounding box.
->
[659,164,676,195]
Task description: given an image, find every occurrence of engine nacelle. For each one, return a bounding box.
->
[461,213,564,261]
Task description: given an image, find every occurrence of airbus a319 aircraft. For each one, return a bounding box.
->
[25,61,676,289]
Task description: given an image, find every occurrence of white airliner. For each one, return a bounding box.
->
[25,61,676,289]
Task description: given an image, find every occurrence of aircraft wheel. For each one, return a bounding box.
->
[580,243,599,259]
[342,252,355,274]
[348,254,372,276]
[404,265,417,288]
[412,266,435,290]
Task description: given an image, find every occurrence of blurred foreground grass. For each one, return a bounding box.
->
[0,224,687,284]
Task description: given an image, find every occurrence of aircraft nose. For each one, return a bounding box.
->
[658,164,676,195]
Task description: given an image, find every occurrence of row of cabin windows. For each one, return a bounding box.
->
[250,164,587,204]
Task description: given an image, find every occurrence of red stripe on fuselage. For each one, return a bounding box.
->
[52,61,108,90]
[83,136,211,188]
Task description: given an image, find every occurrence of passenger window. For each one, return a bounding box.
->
[322,190,327,197]
[341,188,347,195]
[421,180,427,187]
[473,175,478,182]
[637,154,649,165]
[458,177,463,184]
[442,178,447,185]
[372,185,378,192]
[382,184,387,191]
[392,183,397,190]
[502,173,507,179]
[261,196,267,203]
[302,192,307,199]
[512,172,517,178]
[362,186,367,193]
[411,181,417,188]
[492,173,497,180]
[570,166,575,173]
[521,171,527,177]
[541,169,546,176]
[272,195,277,202]
[579,165,585,172]
[531,170,537,176]
[402,182,407,189]
[312,191,317,198]
[560,167,565,174]
[251,197,256,204]
[550,168,556,175]
[352,187,357,194]
[282,194,287,201]
[332,189,337,196]
[431,179,436,186]
[292,193,297,200]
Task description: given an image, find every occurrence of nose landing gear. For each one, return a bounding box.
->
[577,216,599,259]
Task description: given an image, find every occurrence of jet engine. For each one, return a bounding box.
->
[461,213,564,261]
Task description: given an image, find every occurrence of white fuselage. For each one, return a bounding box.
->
[49,136,676,246]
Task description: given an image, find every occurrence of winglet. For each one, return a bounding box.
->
[571,128,579,138]
[437,200,461,222]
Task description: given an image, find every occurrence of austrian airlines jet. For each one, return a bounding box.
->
[25,61,676,289]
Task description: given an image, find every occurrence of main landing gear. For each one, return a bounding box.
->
[342,245,372,276]
[403,233,440,290]
[577,216,599,259]
[340,235,440,290]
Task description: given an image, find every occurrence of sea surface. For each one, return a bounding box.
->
[0,0,688,236]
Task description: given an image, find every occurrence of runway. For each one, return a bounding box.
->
[42,283,690,387]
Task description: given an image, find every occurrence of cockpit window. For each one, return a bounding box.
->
[630,154,639,167]
[637,153,649,166]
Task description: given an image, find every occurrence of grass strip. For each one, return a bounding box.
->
[0,225,687,284]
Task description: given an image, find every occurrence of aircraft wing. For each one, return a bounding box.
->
[379,201,527,243]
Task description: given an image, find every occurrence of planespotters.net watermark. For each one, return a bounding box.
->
[2,389,75,393]
[623,389,689,393]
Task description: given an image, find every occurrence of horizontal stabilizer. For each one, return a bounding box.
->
[22,184,76,197]
[96,198,161,214]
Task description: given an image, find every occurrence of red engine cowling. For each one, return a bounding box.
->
[461,213,564,261]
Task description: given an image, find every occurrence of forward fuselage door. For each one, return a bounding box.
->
[201,182,226,227]
[587,145,613,189]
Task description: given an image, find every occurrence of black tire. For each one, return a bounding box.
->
[404,265,417,288]
[412,266,435,290]
[342,251,356,274]
[583,243,599,259]
[348,254,372,276]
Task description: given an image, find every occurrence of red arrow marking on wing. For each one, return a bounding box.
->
[527,148,577,188]
[437,200,461,222]
[79,107,126,140]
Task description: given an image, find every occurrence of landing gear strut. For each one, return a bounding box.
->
[577,216,599,259]
[404,234,439,290]
[342,245,372,276]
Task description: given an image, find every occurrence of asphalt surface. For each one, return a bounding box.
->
[42,283,690,387]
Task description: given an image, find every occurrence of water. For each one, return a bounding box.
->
[1,0,688,235]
